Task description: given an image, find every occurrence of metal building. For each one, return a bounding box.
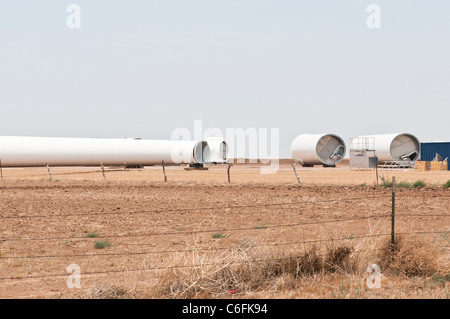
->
[349,137,378,170]
[420,142,450,171]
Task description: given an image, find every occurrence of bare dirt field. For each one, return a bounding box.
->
[0,161,449,299]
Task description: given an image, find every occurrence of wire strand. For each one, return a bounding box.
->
[0,233,393,260]
[0,214,390,242]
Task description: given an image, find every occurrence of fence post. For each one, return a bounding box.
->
[227,163,232,184]
[101,163,106,181]
[162,161,167,183]
[291,162,301,185]
[391,176,396,246]
[46,164,53,181]
[0,159,3,180]
[375,158,379,185]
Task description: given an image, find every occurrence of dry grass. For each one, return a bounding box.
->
[378,235,447,277]
[55,231,450,299]
[323,245,354,273]
[80,284,131,299]
[155,247,341,298]
[148,233,449,299]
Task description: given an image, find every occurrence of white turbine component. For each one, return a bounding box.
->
[204,137,228,164]
[0,136,210,167]
[291,134,346,166]
[351,133,420,162]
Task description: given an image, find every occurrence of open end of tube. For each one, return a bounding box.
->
[219,141,228,161]
[391,134,420,162]
[193,141,211,164]
[317,135,346,165]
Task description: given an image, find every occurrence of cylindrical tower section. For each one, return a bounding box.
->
[352,133,420,162]
[193,141,211,164]
[204,137,228,164]
[291,134,346,166]
[0,136,210,167]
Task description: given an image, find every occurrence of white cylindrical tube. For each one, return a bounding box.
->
[351,133,420,162]
[204,137,228,164]
[0,136,210,167]
[291,134,346,166]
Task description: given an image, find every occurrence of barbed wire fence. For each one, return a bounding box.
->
[0,176,448,285]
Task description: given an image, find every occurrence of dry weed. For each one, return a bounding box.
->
[156,243,357,298]
[80,283,132,299]
[378,235,440,277]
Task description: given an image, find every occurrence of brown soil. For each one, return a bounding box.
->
[0,164,448,298]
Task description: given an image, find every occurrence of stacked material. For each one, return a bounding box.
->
[415,160,448,171]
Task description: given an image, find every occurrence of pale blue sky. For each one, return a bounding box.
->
[0,1,449,157]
